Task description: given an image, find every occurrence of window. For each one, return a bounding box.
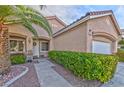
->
[41,42,49,51]
[10,39,25,53]
[10,40,18,52]
[18,41,24,51]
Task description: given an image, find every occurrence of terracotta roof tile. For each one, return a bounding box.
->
[86,10,112,16]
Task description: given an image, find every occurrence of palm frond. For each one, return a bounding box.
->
[0,5,15,17]
[4,19,22,24]
[13,6,38,36]
[0,5,52,37]
[24,11,52,36]
[23,19,38,36]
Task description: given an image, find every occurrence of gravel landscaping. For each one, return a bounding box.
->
[0,65,27,86]
[10,63,40,87]
[52,62,102,87]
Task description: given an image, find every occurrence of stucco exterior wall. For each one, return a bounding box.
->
[53,15,119,54]
[8,24,34,54]
[7,16,65,54]
[48,18,65,34]
[53,22,87,52]
[88,16,119,39]
[87,16,119,53]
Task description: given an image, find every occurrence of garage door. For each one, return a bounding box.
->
[92,41,111,54]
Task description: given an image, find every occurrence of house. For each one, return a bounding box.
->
[8,10,121,58]
[53,10,121,54]
[8,16,66,57]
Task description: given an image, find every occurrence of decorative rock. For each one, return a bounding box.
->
[0,65,28,86]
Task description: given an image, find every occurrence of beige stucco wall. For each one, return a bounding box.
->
[7,15,120,55]
[53,15,119,54]
[7,17,65,56]
[53,22,87,52]
[48,18,65,34]
[8,24,34,54]
[87,16,119,53]
[88,16,119,39]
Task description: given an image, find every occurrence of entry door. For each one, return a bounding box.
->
[92,41,111,54]
[33,41,39,57]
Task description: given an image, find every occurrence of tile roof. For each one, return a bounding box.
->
[86,10,112,16]
[53,10,113,36]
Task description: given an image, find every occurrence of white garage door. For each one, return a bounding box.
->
[92,41,111,54]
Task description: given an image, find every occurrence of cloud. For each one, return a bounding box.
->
[116,5,124,14]
[41,5,89,24]
[30,5,124,28]
[115,5,124,28]
[30,5,97,25]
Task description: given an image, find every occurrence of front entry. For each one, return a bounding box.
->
[33,40,39,57]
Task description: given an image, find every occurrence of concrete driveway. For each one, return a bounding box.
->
[102,62,124,87]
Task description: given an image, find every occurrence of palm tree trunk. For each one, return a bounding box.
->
[0,26,11,74]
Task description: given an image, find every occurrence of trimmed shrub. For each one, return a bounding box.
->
[120,46,124,49]
[48,51,118,83]
[10,54,26,65]
[116,49,124,62]
[118,39,124,45]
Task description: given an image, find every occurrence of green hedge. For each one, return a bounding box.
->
[48,51,118,83]
[10,54,26,65]
[116,49,124,62]
[120,46,124,49]
[118,40,124,45]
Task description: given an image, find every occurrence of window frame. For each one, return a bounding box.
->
[10,38,26,54]
[40,41,49,52]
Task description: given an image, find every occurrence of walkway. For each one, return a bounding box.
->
[102,62,124,87]
[34,59,72,87]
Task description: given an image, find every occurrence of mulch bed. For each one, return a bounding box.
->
[9,63,40,87]
[52,62,103,87]
[0,65,26,86]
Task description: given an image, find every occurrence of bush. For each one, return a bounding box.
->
[116,49,124,62]
[118,40,124,45]
[48,51,118,83]
[10,54,26,65]
[120,46,124,49]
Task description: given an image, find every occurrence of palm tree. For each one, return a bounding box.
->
[0,5,52,74]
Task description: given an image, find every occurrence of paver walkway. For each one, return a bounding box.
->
[34,59,72,87]
[102,62,124,87]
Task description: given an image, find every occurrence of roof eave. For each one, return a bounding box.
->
[53,15,90,37]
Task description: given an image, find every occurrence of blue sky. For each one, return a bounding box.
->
[44,5,124,29]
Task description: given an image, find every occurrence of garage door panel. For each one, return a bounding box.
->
[92,41,111,54]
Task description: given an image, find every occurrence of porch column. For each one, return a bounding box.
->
[112,41,118,54]
[49,37,54,51]
[26,36,33,62]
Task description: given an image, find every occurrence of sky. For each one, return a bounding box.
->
[33,5,124,29]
